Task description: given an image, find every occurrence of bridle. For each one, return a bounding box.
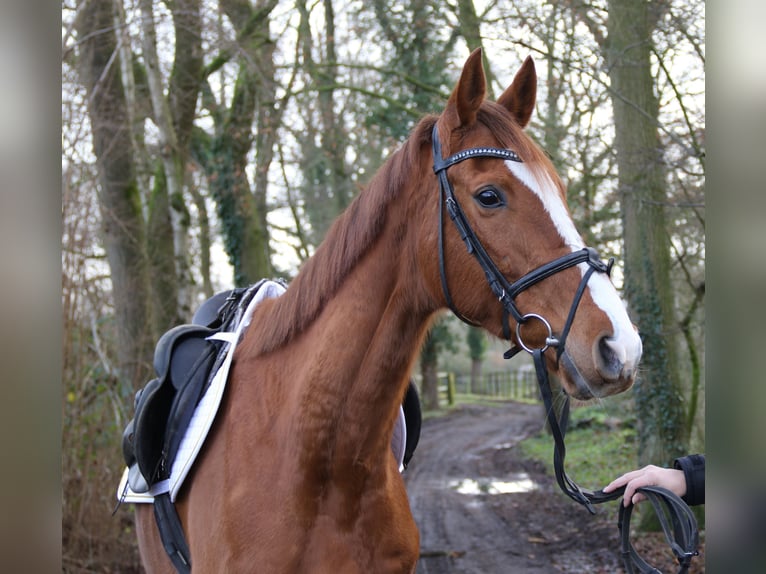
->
[432,125,612,358]
[432,124,699,573]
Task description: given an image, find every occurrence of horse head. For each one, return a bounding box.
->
[418,49,642,401]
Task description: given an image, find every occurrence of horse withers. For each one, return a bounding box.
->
[135,49,641,573]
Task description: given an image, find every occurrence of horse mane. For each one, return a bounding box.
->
[248,116,438,356]
[246,100,558,356]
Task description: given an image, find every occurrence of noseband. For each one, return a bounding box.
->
[432,124,699,573]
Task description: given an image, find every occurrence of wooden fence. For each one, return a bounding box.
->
[434,367,540,406]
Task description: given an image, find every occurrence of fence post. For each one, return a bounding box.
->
[447,372,455,406]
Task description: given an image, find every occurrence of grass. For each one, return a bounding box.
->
[517,403,638,489]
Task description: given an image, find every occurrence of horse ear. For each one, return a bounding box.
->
[497,56,537,128]
[443,48,487,130]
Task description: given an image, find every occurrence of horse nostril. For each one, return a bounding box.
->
[596,335,625,382]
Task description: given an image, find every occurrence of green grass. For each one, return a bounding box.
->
[518,405,638,489]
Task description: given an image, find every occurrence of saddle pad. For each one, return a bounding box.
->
[117,280,407,504]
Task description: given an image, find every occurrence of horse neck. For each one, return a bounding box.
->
[296,213,434,468]
[244,171,436,473]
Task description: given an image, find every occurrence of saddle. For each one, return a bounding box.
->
[121,284,262,493]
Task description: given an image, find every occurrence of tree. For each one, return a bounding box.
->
[605,0,687,465]
[75,0,154,389]
[295,0,354,245]
[193,0,279,286]
[420,318,457,411]
[564,0,689,464]
[453,0,497,96]
[138,0,202,327]
[466,326,487,394]
[366,0,453,139]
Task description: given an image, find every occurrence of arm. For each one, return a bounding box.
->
[674,453,705,506]
[603,454,705,507]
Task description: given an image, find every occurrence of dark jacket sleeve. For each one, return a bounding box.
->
[674,454,705,506]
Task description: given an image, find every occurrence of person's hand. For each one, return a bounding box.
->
[603,465,687,507]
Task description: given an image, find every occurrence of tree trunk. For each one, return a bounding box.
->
[75,0,153,389]
[169,0,204,307]
[420,339,440,411]
[455,0,495,98]
[606,0,686,465]
[466,325,486,394]
[138,0,197,321]
[112,0,151,201]
[146,162,181,332]
[189,181,214,299]
[296,0,352,246]
[252,0,296,271]
[680,282,705,443]
[199,0,277,286]
[470,358,482,395]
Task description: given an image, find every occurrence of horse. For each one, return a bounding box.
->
[135,48,642,573]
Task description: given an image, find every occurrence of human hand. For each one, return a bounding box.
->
[603,465,687,507]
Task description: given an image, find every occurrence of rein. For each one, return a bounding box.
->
[533,349,699,573]
[432,126,699,573]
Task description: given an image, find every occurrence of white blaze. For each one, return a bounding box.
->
[505,161,641,367]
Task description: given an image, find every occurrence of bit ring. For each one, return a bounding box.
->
[516,313,559,353]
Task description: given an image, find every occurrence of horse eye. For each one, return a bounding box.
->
[474,188,505,209]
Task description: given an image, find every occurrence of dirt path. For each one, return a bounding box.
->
[404,401,629,574]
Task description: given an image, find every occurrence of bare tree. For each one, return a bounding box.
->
[295,0,355,245]
[139,0,183,326]
[75,0,154,389]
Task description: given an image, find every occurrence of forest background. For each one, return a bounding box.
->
[59,0,704,570]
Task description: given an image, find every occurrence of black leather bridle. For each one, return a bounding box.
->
[432,125,612,358]
[432,124,699,573]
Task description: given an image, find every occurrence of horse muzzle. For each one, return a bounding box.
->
[559,330,642,401]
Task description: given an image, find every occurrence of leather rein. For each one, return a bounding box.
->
[432,125,699,573]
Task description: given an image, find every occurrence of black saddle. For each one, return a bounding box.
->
[121,283,266,492]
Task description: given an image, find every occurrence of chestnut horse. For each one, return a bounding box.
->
[135,49,642,573]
